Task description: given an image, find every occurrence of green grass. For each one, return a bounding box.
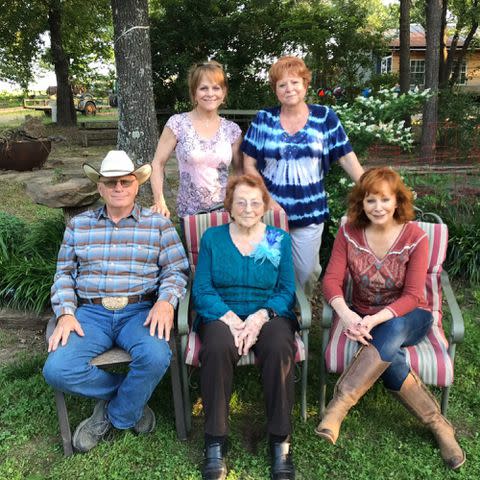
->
[0,107,118,131]
[0,182,60,223]
[0,284,478,479]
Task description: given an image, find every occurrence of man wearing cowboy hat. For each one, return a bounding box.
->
[43,150,189,453]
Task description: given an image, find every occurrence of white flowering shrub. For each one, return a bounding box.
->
[333,88,432,155]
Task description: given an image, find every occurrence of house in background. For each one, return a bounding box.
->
[378,24,480,93]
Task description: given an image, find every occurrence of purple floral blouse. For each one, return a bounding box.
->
[166,113,242,217]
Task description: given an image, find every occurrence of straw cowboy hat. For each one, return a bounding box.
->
[83,150,152,185]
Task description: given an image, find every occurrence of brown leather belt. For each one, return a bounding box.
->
[78,292,156,310]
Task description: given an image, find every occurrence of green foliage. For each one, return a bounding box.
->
[333,87,431,155]
[47,0,114,86]
[320,164,353,270]
[0,0,113,90]
[445,213,480,285]
[437,90,480,160]
[150,0,393,109]
[150,0,287,109]
[402,172,480,286]
[0,212,28,253]
[0,1,46,90]
[367,72,399,92]
[0,92,24,108]
[0,213,64,313]
[282,0,391,91]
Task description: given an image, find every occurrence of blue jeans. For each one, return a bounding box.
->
[369,308,433,391]
[43,302,171,429]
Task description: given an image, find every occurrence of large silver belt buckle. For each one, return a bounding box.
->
[101,296,128,311]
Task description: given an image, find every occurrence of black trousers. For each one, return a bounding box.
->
[199,316,296,437]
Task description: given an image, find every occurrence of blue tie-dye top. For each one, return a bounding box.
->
[241,105,352,227]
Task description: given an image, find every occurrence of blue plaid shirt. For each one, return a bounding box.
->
[51,204,189,319]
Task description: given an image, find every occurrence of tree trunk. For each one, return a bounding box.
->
[449,21,479,87]
[443,29,460,89]
[48,0,77,127]
[110,0,158,171]
[421,0,443,162]
[399,0,411,128]
[438,0,449,89]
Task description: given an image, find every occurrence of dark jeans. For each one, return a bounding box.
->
[199,316,296,437]
[369,308,433,391]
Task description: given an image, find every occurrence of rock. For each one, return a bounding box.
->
[26,176,100,208]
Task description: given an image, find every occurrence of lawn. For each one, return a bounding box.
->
[0,156,478,479]
[0,107,118,131]
[0,285,478,479]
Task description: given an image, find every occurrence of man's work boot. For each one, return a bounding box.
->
[72,400,111,453]
[133,404,156,434]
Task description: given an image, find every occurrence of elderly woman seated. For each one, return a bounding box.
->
[192,174,297,480]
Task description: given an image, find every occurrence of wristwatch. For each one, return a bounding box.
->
[265,308,276,321]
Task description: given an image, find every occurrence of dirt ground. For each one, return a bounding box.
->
[0,328,45,366]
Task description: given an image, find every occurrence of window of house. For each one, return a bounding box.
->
[410,59,425,87]
[381,56,392,74]
[457,61,467,85]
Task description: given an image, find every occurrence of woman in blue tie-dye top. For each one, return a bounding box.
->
[241,56,364,293]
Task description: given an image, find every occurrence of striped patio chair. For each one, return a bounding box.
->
[319,211,464,417]
[178,209,312,433]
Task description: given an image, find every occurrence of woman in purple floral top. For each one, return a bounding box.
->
[151,61,242,218]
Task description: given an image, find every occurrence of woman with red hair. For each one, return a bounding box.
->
[316,167,465,470]
[242,56,364,294]
[193,174,297,480]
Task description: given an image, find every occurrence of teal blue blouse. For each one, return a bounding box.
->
[192,224,296,326]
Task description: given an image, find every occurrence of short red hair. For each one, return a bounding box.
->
[224,174,270,215]
[347,167,415,228]
[268,56,312,91]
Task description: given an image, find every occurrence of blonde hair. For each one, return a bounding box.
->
[188,60,228,104]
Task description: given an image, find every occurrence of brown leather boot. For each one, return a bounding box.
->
[391,371,465,470]
[315,345,390,444]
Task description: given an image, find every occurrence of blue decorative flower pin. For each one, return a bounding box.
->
[249,229,283,267]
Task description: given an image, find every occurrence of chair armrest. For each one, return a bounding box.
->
[294,279,311,330]
[441,270,465,344]
[321,299,333,328]
[177,277,192,336]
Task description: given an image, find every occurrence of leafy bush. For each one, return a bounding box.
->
[333,87,432,155]
[0,213,65,313]
[0,212,28,252]
[366,72,399,92]
[437,89,480,160]
[320,164,353,271]
[0,91,23,108]
[445,216,480,285]
[402,172,480,286]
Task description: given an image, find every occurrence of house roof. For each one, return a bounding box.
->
[389,23,468,50]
